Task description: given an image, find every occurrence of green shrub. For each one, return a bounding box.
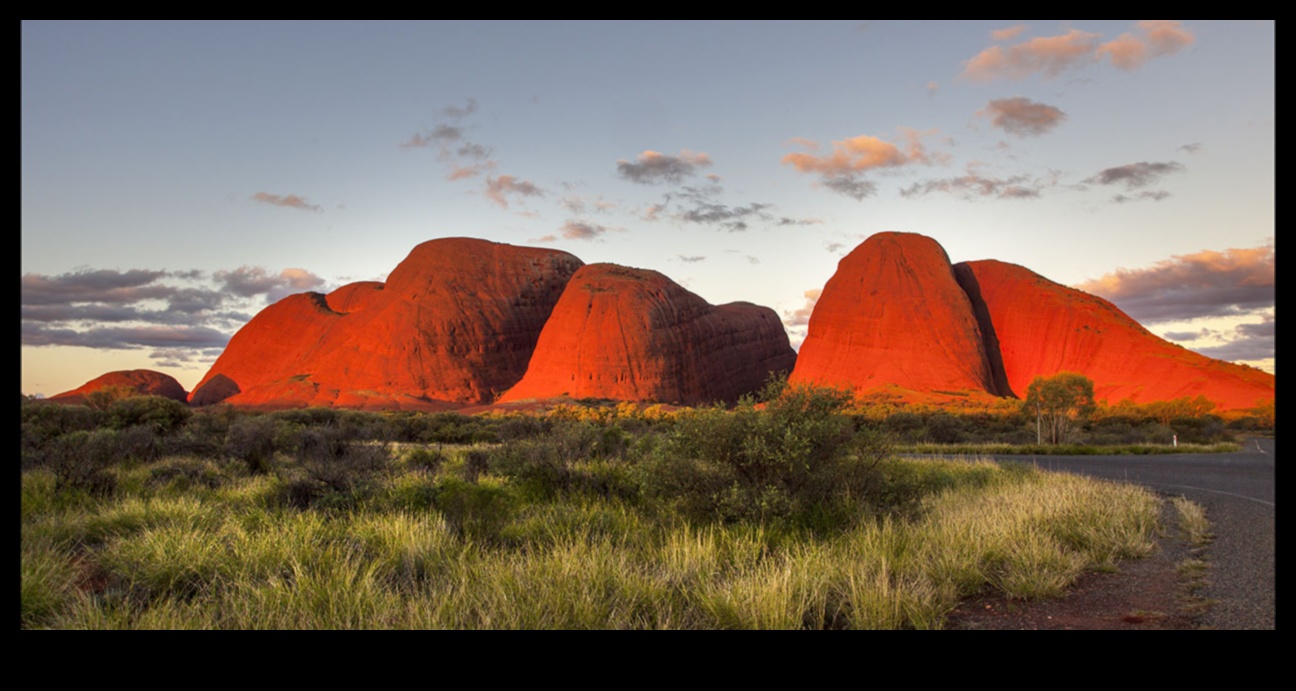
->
[225,416,281,474]
[649,376,889,528]
[289,426,391,494]
[107,395,192,434]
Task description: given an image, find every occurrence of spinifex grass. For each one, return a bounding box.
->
[23,452,1162,629]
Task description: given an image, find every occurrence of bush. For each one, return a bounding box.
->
[42,429,123,495]
[288,426,391,494]
[648,375,889,528]
[225,416,281,474]
[106,395,192,434]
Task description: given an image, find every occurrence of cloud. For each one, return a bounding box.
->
[528,234,558,243]
[677,255,706,263]
[961,28,1101,81]
[21,269,172,305]
[900,167,1056,200]
[400,124,463,149]
[484,175,544,208]
[616,149,713,184]
[559,221,612,241]
[978,97,1067,136]
[783,288,822,328]
[1178,142,1203,155]
[1084,161,1185,189]
[821,175,878,200]
[645,182,814,231]
[782,129,945,200]
[22,263,342,378]
[22,323,232,350]
[1112,190,1172,203]
[214,266,326,302]
[990,25,1028,42]
[440,98,478,120]
[1074,241,1274,324]
[961,22,1194,82]
[561,194,619,215]
[250,192,322,213]
[1097,20,1195,70]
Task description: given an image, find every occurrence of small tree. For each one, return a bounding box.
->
[1022,372,1096,445]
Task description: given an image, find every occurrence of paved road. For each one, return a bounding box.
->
[985,437,1275,630]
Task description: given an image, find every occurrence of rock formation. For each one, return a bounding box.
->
[954,259,1275,410]
[789,232,1000,398]
[498,264,797,405]
[189,237,583,409]
[51,369,189,405]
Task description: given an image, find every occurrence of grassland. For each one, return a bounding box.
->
[22,384,1173,629]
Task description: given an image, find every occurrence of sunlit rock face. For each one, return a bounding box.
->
[790,232,1000,398]
[499,263,797,406]
[189,237,583,409]
[51,369,189,404]
[954,259,1275,410]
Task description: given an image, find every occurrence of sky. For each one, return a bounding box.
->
[21,20,1275,398]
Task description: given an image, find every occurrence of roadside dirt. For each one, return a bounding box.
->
[945,498,1212,630]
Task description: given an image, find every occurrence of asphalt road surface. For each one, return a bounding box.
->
[986,437,1275,630]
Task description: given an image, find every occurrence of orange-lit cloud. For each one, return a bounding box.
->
[961,28,1101,81]
[616,149,713,184]
[990,25,1028,42]
[251,192,322,213]
[1075,241,1274,323]
[484,174,544,208]
[978,97,1067,136]
[783,288,822,328]
[783,129,945,200]
[1097,20,1195,70]
[961,22,1195,81]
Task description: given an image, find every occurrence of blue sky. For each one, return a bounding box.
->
[21,20,1275,397]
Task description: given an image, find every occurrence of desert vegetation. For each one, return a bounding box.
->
[21,377,1249,629]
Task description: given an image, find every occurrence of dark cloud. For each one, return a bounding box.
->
[22,323,231,350]
[1075,242,1274,324]
[900,170,1052,200]
[821,175,878,201]
[1112,190,1172,203]
[646,183,813,232]
[979,97,1067,137]
[23,263,335,371]
[1084,161,1185,189]
[22,269,171,305]
[250,192,322,213]
[214,267,326,302]
[616,150,712,184]
[559,221,610,241]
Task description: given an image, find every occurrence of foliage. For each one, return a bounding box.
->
[106,395,192,434]
[648,375,889,527]
[1022,372,1096,445]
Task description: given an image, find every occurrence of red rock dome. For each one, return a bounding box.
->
[790,232,999,398]
[190,237,583,409]
[498,263,797,405]
[51,369,189,405]
[955,259,1274,410]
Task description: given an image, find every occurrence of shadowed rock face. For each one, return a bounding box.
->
[790,232,998,397]
[51,369,189,404]
[189,237,583,409]
[955,259,1275,410]
[499,263,797,405]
